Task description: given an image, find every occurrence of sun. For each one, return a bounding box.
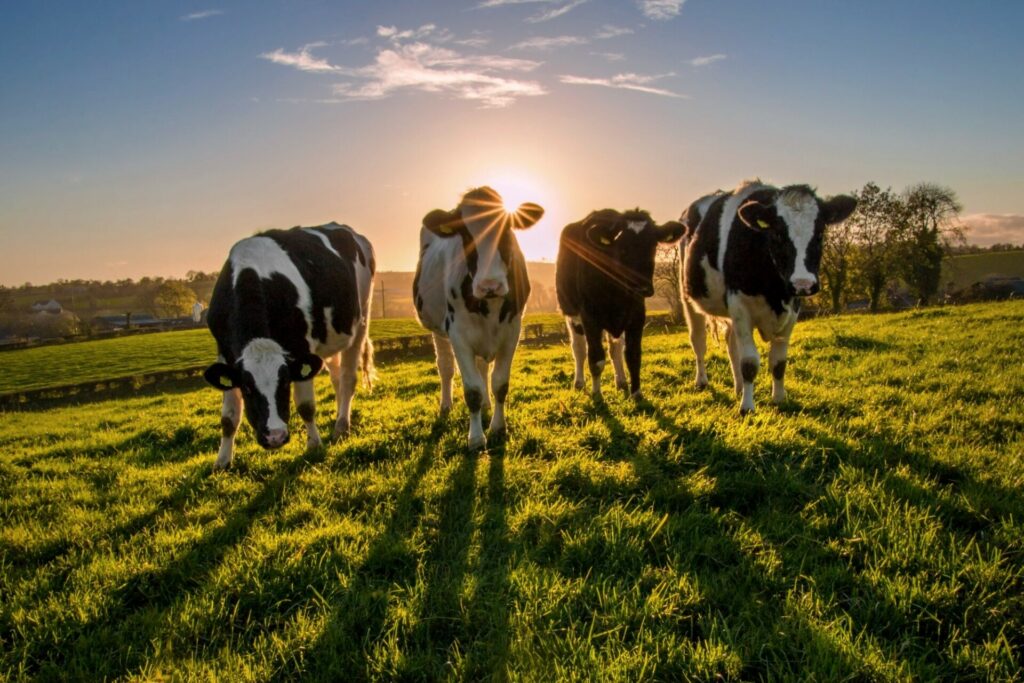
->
[483,170,549,215]
[478,168,562,261]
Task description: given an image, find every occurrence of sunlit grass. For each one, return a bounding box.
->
[1,301,1022,680]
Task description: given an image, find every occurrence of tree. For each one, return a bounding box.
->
[653,244,684,323]
[146,281,196,318]
[848,182,904,312]
[899,183,964,305]
[0,287,14,316]
[820,217,858,313]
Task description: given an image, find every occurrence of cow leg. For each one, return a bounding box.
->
[488,325,520,437]
[727,304,760,415]
[451,336,488,450]
[608,333,628,393]
[433,333,456,415]
[770,318,796,405]
[682,297,709,389]
[566,316,587,389]
[583,319,607,401]
[624,323,644,400]
[215,388,242,470]
[293,378,321,449]
[725,323,744,397]
[331,341,362,439]
[475,356,492,412]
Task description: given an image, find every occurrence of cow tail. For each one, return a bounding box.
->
[360,336,377,390]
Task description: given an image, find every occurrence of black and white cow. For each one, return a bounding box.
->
[204,222,375,468]
[413,186,544,449]
[556,209,685,400]
[680,181,857,414]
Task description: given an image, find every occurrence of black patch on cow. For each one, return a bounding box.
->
[297,402,315,423]
[741,360,758,383]
[221,417,236,437]
[772,360,787,381]
[571,322,584,336]
[465,388,483,413]
[498,297,515,323]
[450,287,458,300]
[447,302,454,315]
[494,383,509,403]
[416,295,424,311]
[459,229,479,277]
[444,316,450,333]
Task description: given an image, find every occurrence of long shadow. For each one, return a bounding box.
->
[2,375,208,413]
[461,448,513,680]
[14,445,324,681]
[299,417,451,681]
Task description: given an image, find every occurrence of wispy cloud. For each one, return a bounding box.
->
[591,51,626,62]
[559,72,686,98]
[962,214,1024,246]
[261,43,345,74]
[509,35,589,51]
[476,0,555,7]
[526,0,589,23]
[263,37,546,108]
[180,9,223,21]
[593,25,634,39]
[637,0,684,21]
[689,53,726,67]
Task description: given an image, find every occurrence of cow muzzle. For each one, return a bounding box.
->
[260,428,289,449]
[791,278,818,296]
[474,278,508,299]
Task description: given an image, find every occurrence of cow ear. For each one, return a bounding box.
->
[737,200,776,231]
[657,220,686,244]
[204,362,239,391]
[586,223,624,247]
[423,209,462,237]
[822,195,858,225]
[510,202,545,230]
[289,354,324,382]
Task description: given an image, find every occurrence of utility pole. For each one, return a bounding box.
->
[378,277,386,319]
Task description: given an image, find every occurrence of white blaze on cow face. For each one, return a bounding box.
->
[774,190,820,294]
[461,191,510,299]
[626,220,647,234]
[238,337,290,447]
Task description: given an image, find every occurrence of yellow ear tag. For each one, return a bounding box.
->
[301,364,312,378]
[219,376,233,388]
[757,219,770,229]
[600,236,612,245]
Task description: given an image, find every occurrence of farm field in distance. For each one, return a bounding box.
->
[0,313,569,396]
[1,301,1022,680]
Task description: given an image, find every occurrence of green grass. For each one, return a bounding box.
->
[1,301,1022,680]
[0,314,570,395]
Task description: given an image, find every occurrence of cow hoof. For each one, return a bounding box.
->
[739,407,755,417]
[573,380,585,390]
[330,427,350,443]
[616,380,629,392]
[695,379,708,390]
[468,436,486,451]
[439,405,451,418]
[213,460,231,471]
[630,391,645,403]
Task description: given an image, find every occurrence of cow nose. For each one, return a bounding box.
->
[264,429,289,449]
[640,285,655,297]
[792,278,816,295]
[474,279,507,298]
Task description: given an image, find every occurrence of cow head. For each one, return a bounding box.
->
[422,186,544,299]
[737,186,857,296]
[583,209,686,297]
[204,338,322,449]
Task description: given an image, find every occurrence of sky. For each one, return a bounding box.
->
[2,0,1023,286]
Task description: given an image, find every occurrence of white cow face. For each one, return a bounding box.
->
[204,338,322,449]
[423,186,544,299]
[737,188,858,296]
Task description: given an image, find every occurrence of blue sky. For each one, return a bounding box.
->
[2,0,1023,285]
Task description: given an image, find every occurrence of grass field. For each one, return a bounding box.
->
[0,314,568,395]
[1,302,1022,680]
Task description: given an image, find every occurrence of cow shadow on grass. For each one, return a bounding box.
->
[299,424,513,681]
[540,397,1020,679]
[12,440,334,681]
